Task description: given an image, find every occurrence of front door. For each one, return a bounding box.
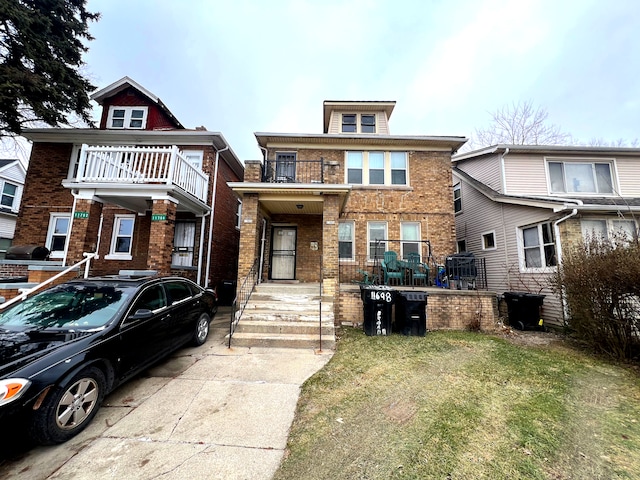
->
[271,227,296,280]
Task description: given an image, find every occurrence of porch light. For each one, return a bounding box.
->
[296,204,304,209]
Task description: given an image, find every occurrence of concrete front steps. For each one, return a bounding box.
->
[228,282,336,350]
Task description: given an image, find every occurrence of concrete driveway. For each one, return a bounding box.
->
[0,308,333,480]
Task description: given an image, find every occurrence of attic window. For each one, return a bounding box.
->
[107,106,148,129]
[342,114,357,132]
[361,115,376,133]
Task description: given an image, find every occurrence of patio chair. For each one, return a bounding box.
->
[406,252,429,286]
[382,251,404,285]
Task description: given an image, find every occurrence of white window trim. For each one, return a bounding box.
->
[181,150,204,169]
[338,220,356,261]
[481,230,497,251]
[236,199,242,230]
[400,222,421,259]
[367,221,387,261]
[516,223,558,273]
[107,106,148,130]
[344,151,409,186]
[581,218,638,242]
[0,180,19,210]
[456,238,467,253]
[106,214,135,260]
[453,183,462,214]
[46,213,71,259]
[544,156,618,196]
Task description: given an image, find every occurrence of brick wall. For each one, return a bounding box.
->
[338,285,499,331]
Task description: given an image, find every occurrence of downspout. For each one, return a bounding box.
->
[196,212,210,286]
[259,218,267,283]
[500,147,509,194]
[205,144,228,288]
[553,203,581,325]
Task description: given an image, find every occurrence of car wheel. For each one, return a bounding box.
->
[30,366,106,445]
[192,313,211,346]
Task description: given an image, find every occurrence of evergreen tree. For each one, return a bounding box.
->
[0,0,99,136]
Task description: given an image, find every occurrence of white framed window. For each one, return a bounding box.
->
[46,213,71,259]
[341,113,376,133]
[367,222,387,261]
[345,151,408,186]
[547,159,614,195]
[0,181,18,209]
[457,239,466,253]
[481,231,496,250]
[401,222,420,258]
[581,218,637,243]
[172,221,196,267]
[107,106,148,129]
[182,150,204,169]
[519,222,557,271]
[453,183,462,213]
[106,215,135,260]
[338,221,355,261]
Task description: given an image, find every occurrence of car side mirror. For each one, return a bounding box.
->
[128,309,154,321]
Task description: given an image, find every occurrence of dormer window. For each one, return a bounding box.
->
[107,106,148,129]
[342,114,357,132]
[361,115,376,133]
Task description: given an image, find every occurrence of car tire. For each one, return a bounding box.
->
[192,313,211,346]
[30,366,106,445]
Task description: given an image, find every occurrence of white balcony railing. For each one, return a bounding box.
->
[76,145,209,202]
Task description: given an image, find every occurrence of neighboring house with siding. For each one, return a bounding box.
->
[230,100,467,309]
[16,77,243,289]
[0,159,26,257]
[452,144,640,327]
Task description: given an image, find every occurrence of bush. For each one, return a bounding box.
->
[554,234,640,360]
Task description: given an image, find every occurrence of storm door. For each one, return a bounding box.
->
[271,227,297,280]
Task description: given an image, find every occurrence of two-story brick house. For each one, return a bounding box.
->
[452,144,640,327]
[17,77,244,289]
[230,100,467,319]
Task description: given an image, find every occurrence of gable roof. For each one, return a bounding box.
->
[90,76,184,129]
[0,158,26,178]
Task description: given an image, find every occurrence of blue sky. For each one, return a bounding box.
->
[29,0,640,161]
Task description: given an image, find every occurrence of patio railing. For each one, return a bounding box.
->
[262,158,324,184]
[77,144,209,202]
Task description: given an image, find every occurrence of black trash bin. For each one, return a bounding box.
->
[360,285,395,336]
[217,280,236,306]
[503,291,545,330]
[395,291,428,336]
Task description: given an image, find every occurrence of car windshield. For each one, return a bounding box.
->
[0,283,133,330]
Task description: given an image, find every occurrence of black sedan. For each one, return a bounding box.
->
[0,275,217,445]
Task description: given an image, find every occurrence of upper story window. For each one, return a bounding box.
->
[519,221,557,271]
[1,182,18,209]
[107,106,148,129]
[341,113,376,133]
[345,151,408,186]
[547,160,614,194]
[182,150,204,169]
[453,183,462,213]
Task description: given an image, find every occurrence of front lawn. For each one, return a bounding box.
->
[274,328,640,480]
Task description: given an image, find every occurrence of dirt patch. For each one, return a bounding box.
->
[383,398,418,424]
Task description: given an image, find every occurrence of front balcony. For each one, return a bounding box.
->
[63,144,210,214]
[262,158,324,184]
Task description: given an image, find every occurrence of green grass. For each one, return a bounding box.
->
[273,328,640,480]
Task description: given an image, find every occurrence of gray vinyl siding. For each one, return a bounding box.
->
[503,153,549,195]
[455,154,503,192]
[376,112,390,135]
[0,215,16,238]
[1,164,25,184]
[453,171,564,326]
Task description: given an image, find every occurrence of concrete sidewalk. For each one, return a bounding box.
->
[0,308,333,480]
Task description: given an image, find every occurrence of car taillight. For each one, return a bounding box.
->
[0,378,31,406]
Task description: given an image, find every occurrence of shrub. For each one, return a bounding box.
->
[554,234,640,360]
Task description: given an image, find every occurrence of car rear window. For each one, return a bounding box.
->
[164,281,192,304]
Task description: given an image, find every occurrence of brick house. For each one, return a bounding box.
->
[452,144,640,327]
[230,100,470,321]
[17,77,244,289]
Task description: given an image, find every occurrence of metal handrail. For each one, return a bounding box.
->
[0,252,98,310]
[228,258,259,348]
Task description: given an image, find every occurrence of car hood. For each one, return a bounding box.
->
[0,329,95,377]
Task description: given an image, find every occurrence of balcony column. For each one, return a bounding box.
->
[147,198,177,275]
[236,193,261,287]
[322,194,340,299]
[66,199,103,267]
